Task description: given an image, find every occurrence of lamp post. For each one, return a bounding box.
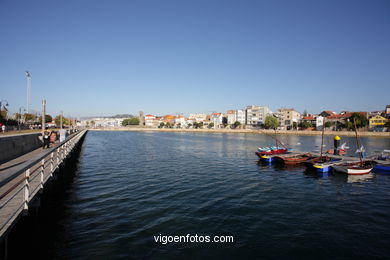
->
[26,71,32,114]
[18,106,26,131]
[0,100,9,119]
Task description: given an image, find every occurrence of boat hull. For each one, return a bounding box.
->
[255,149,288,159]
[312,164,331,172]
[275,154,313,165]
[332,162,373,175]
[373,164,390,173]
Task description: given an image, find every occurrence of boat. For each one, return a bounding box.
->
[255,147,289,160]
[309,157,343,173]
[373,163,390,173]
[274,153,313,165]
[331,119,373,175]
[304,127,337,172]
[372,150,390,173]
[255,133,290,161]
[332,161,374,175]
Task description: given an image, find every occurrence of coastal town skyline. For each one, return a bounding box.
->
[1,0,389,117]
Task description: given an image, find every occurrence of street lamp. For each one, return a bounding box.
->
[18,106,26,130]
[0,99,9,119]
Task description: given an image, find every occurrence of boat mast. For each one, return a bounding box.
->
[353,119,363,164]
[320,124,325,158]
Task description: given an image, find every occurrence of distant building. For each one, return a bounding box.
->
[278,108,301,130]
[226,110,237,125]
[316,116,325,131]
[319,111,336,117]
[189,113,207,122]
[236,109,246,126]
[369,115,387,129]
[91,117,124,128]
[386,105,390,119]
[301,116,316,127]
[163,115,175,124]
[246,105,271,126]
[210,113,223,128]
[174,115,186,127]
[145,115,156,127]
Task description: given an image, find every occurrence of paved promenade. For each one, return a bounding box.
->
[0,144,59,184]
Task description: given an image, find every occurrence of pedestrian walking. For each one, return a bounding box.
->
[1,124,5,133]
[42,131,50,149]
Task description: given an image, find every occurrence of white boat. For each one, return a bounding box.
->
[332,161,373,175]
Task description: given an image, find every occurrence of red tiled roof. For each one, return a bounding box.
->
[303,116,315,120]
[327,112,368,119]
[323,110,336,115]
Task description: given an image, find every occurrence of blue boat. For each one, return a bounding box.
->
[373,163,390,173]
[372,150,390,173]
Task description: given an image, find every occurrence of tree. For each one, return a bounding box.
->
[159,122,165,128]
[349,113,368,129]
[24,113,36,121]
[324,121,332,128]
[38,114,53,123]
[300,121,313,129]
[122,117,139,126]
[345,121,353,130]
[264,116,279,129]
[14,113,22,120]
[233,121,241,129]
[55,115,70,126]
[0,110,8,120]
[303,109,308,117]
[208,122,214,129]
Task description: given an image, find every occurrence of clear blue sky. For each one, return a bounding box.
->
[1,0,389,118]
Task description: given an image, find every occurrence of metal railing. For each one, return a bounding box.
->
[0,129,87,238]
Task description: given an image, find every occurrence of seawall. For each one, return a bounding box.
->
[89,127,390,138]
[0,133,42,164]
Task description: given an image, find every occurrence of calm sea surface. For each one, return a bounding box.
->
[29,131,390,259]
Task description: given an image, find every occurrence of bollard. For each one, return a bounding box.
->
[334,136,340,155]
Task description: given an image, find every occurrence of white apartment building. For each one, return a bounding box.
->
[226,110,237,125]
[211,113,223,128]
[174,115,186,127]
[189,113,207,122]
[236,109,246,125]
[316,116,324,131]
[246,105,271,126]
[92,117,124,128]
[145,115,156,127]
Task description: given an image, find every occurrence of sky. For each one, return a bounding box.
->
[0,0,389,118]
